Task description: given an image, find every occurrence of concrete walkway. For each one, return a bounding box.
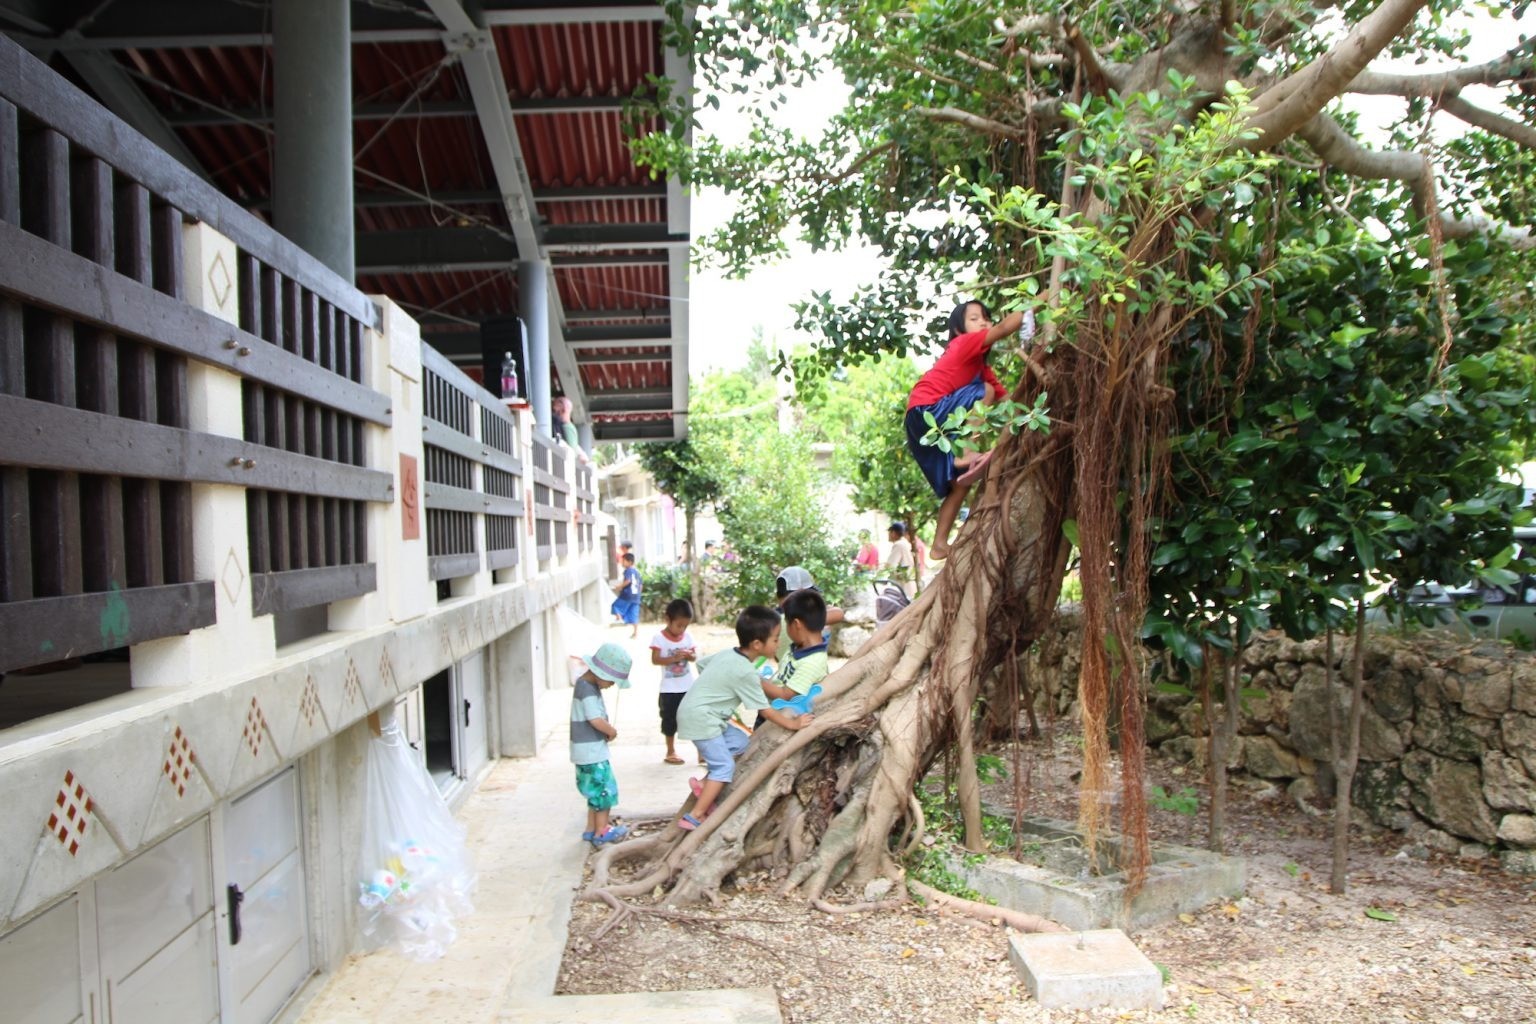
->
[294,622,780,1024]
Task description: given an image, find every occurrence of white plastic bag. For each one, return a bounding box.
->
[356,720,476,961]
[553,605,607,686]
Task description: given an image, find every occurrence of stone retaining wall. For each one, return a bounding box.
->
[1019,609,1536,874]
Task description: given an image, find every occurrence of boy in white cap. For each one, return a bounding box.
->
[571,641,633,846]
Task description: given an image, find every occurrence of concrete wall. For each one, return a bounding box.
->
[0,220,603,968]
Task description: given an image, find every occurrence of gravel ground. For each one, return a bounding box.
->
[558,730,1536,1023]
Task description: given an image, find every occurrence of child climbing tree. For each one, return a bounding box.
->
[598,0,1536,907]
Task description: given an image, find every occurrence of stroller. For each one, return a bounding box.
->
[872,577,911,627]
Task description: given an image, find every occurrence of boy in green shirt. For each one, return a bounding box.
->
[756,588,829,725]
[675,605,815,831]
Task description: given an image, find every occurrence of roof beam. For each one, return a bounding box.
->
[355,227,519,275]
[541,223,689,251]
[552,252,668,268]
[588,391,674,413]
[424,6,539,258]
[564,307,670,323]
[161,95,635,128]
[565,325,673,346]
[575,351,671,365]
[251,183,666,212]
[61,46,211,181]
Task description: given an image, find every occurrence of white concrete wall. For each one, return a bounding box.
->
[0,221,605,979]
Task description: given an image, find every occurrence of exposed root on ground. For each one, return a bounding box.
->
[907,878,1068,933]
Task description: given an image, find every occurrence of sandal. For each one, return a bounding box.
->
[581,830,595,842]
[688,776,704,798]
[591,825,630,846]
[663,754,685,765]
[677,813,704,831]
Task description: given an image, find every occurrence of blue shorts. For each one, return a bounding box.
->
[905,380,987,498]
[691,724,751,783]
[611,597,640,624]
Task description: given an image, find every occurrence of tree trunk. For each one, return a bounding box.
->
[599,464,1074,905]
[1330,598,1369,894]
[685,506,702,618]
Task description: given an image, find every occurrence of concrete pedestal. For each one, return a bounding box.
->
[1009,928,1164,1011]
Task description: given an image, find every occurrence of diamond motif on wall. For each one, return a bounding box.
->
[458,621,470,652]
[162,726,196,799]
[221,547,246,606]
[299,675,321,728]
[47,771,94,857]
[207,250,234,311]
[379,648,397,692]
[242,697,268,758]
[343,659,363,705]
[439,623,452,658]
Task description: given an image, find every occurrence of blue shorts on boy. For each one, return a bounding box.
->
[676,649,770,783]
[570,677,618,810]
[904,378,987,498]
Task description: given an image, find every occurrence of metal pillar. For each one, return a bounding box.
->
[577,422,594,454]
[520,260,552,437]
[273,0,354,280]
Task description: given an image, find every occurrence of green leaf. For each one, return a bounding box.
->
[1062,519,1080,547]
[1364,907,1397,922]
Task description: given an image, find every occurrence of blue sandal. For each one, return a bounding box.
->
[592,825,630,845]
[581,831,595,842]
[677,813,704,831]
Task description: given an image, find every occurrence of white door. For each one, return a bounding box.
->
[457,650,489,780]
[0,895,88,1024]
[222,769,311,1024]
[96,820,220,1024]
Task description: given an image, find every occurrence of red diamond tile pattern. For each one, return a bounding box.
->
[47,771,94,857]
[162,726,196,799]
[242,697,267,758]
[300,676,321,728]
[344,659,363,706]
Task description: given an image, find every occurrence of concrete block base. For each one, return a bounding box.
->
[1009,928,1164,1011]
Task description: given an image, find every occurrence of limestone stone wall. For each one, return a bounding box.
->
[1021,609,1536,875]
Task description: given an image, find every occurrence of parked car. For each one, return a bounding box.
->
[1369,528,1536,642]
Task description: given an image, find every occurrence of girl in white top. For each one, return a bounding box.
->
[650,598,699,765]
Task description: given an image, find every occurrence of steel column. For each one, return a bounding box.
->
[520,260,552,439]
[272,0,354,280]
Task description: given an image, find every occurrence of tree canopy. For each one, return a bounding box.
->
[595,1,1536,906]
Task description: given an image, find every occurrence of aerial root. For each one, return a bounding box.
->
[898,791,927,859]
[585,888,731,941]
[811,895,908,915]
[907,878,1068,933]
[588,833,668,888]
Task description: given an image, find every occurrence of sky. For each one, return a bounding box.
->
[683,10,1520,378]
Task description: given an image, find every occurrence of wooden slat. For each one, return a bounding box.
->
[250,563,377,616]
[0,221,393,425]
[0,581,215,672]
[0,395,395,501]
[0,34,379,330]
[22,126,83,599]
[428,552,482,581]
[71,154,127,594]
[421,481,522,518]
[421,418,523,476]
[0,97,30,600]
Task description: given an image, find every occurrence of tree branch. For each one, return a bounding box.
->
[1296,112,1536,250]
[1438,93,1536,152]
[1247,0,1431,145]
[1063,20,1117,91]
[914,105,1029,138]
[1346,40,1536,97]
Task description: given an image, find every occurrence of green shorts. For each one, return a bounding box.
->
[575,760,618,811]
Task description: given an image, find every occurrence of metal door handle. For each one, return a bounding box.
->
[463,698,472,728]
[227,883,244,945]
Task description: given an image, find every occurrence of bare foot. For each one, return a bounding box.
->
[930,539,951,560]
[953,450,993,488]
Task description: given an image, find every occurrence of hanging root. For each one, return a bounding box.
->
[898,791,927,859]
[907,878,1068,933]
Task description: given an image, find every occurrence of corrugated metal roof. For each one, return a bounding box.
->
[16,2,687,442]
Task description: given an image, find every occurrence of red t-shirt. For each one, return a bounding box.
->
[906,328,1004,409]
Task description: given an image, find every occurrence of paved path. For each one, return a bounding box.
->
[295,621,777,1024]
